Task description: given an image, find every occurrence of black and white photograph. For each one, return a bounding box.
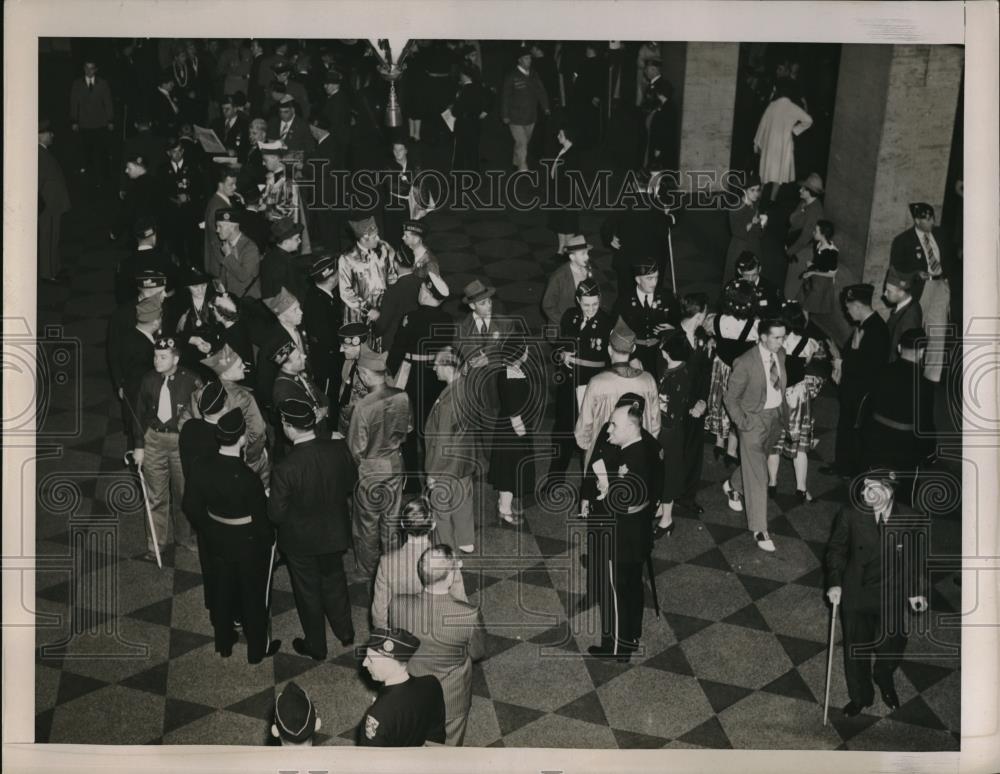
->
[4,2,998,773]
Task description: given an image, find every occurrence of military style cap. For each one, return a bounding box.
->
[271,340,297,365]
[215,407,246,445]
[214,207,240,224]
[272,60,292,75]
[364,627,421,661]
[349,216,378,239]
[863,468,897,489]
[260,143,286,157]
[165,135,183,151]
[124,153,148,168]
[271,217,304,243]
[575,277,601,298]
[338,322,369,346]
[562,234,591,254]
[423,272,450,301]
[462,279,495,304]
[263,287,299,317]
[153,334,177,351]
[135,294,164,323]
[198,380,227,416]
[402,219,426,237]
[909,202,935,220]
[201,344,242,376]
[609,317,636,353]
[323,69,344,85]
[615,392,645,412]
[309,253,337,281]
[631,259,658,278]
[898,327,928,350]
[274,681,316,744]
[736,251,760,273]
[434,347,458,368]
[843,283,875,305]
[885,266,914,292]
[278,398,316,430]
[135,268,167,290]
[358,343,387,372]
[132,217,157,241]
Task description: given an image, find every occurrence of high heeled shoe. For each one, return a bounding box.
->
[796,490,814,504]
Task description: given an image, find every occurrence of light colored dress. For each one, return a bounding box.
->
[754,96,813,185]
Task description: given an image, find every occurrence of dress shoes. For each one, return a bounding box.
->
[879,685,900,711]
[723,480,744,512]
[767,484,777,499]
[754,531,776,552]
[841,700,872,717]
[587,644,632,664]
[340,636,355,647]
[249,639,282,665]
[292,637,325,661]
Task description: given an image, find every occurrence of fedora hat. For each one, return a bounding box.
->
[462,279,495,305]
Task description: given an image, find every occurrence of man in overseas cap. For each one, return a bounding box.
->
[358,627,446,746]
[884,266,923,363]
[541,233,594,328]
[269,397,358,661]
[372,225,428,357]
[338,214,397,345]
[302,252,344,414]
[575,315,659,471]
[271,337,330,444]
[822,283,889,478]
[401,219,441,276]
[258,286,314,412]
[825,464,928,718]
[271,682,319,745]
[132,333,203,560]
[214,203,262,299]
[183,406,281,664]
[347,341,412,581]
[889,201,953,383]
[614,257,677,375]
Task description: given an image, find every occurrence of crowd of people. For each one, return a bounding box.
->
[37,38,961,745]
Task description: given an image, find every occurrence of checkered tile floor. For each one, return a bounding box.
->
[34,170,961,749]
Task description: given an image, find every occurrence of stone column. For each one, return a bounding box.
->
[677,43,739,192]
[825,44,963,305]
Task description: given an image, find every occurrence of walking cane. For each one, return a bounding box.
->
[645,553,661,619]
[667,228,677,294]
[823,599,839,725]
[124,451,163,569]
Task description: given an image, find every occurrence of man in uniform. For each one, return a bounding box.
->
[399,219,441,275]
[358,627,446,747]
[203,166,243,277]
[269,398,357,661]
[261,217,309,301]
[736,251,783,320]
[889,202,955,383]
[823,284,889,478]
[338,215,398,348]
[614,260,676,376]
[258,286,312,409]
[114,220,178,306]
[158,135,206,266]
[825,470,929,716]
[215,207,262,299]
[133,334,203,559]
[586,400,657,662]
[302,253,343,405]
[182,408,281,663]
[271,341,330,441]
[424,347,477,553]
[271,681,321,746]
[319,69,351,170]
[372,235,425,356]
[884,268,923,364]
[389,545,485,746]
[348,345,412,580]
[336,321,370,437]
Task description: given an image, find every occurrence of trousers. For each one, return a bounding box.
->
[597,554,645,652]
[729,406,783,534]
[841,605,909,706]
[919,278,950,383]
[285,550,354,658]
[143,429,194,551]
[509,123,534,171]
[431,475,475,550]
[208,539,275,663]
[353,454,404,580]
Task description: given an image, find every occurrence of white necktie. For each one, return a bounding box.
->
[157,377,172,423]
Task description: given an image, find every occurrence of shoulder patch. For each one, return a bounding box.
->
[364,713,380,740]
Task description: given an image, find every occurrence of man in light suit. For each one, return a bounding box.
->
[721,318,788,552]
[389,545,485,746]
[69,59,115,183]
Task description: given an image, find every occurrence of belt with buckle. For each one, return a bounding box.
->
[873,412,914,432]
[208,511,253,526]
[928,274,946,281]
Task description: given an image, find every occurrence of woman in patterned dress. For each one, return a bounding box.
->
[768,300,828,503]
[704,280,759,466]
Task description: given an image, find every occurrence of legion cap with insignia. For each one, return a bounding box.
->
[263,287,299,317]
[338,322,369,346]
[309,253,337,280]
[135,294,164,323]
[909,202,935,220]
[132,217,157,241]
[271,340,297,365]
[215,407,246,445]
[898,327,928,350]
[197,380,227,416]
[609,317,636,353]
[274,681,316,744]
[423,271,450,301]
[461,279,495,304]
[736,251,760,272]
[270,217,304,243]
[885,266,914,292]
[364,627,421,661]
[278,398,316,430]
[358,344,387,372]
[863,468,898,488]
[615,392,645,412]
[631,259,658,277]
[348,215,378,239]
[575,277,601,298]
[402,219,426,237]
[562,234,591,254]
[201,344,242,376]
[214,207,240,224]
[843,283,875,305]
[153,334,177,351]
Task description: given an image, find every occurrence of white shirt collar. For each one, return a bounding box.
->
[517,65,530,76]
[895,296,912,312]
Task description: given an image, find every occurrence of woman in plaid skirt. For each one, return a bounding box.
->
[704,280,759,467]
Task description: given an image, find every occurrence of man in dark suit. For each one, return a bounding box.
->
[304,114,345,253]
[884,268,923,363]
[158,136,206,267]
[150,69,182,137]
[269,398,358,660]
[268,99,316,155]
[214,93,250,159]
[823,284,889,478]
[108,290,162,451]
[614,260,676,377]
[825,470,929,716]
[721,318,789,552]
[38,119,71,283]
[302,255,343,405]
[69,59,115,182]
[889,202,954,384]
[645,78,678,171]
[736,251,783,320]
[319,70,352,169]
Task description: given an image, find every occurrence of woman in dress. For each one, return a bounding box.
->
[753,78,813,204]
[797,219,849,344]
[174,266,223,379]
[654,330,693,539]
[783,172,825,300]
[704,280,759,467]
[547,125,582,254]
[724,173,766,285]
[489,337,539,526]
[768,300,828,503]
